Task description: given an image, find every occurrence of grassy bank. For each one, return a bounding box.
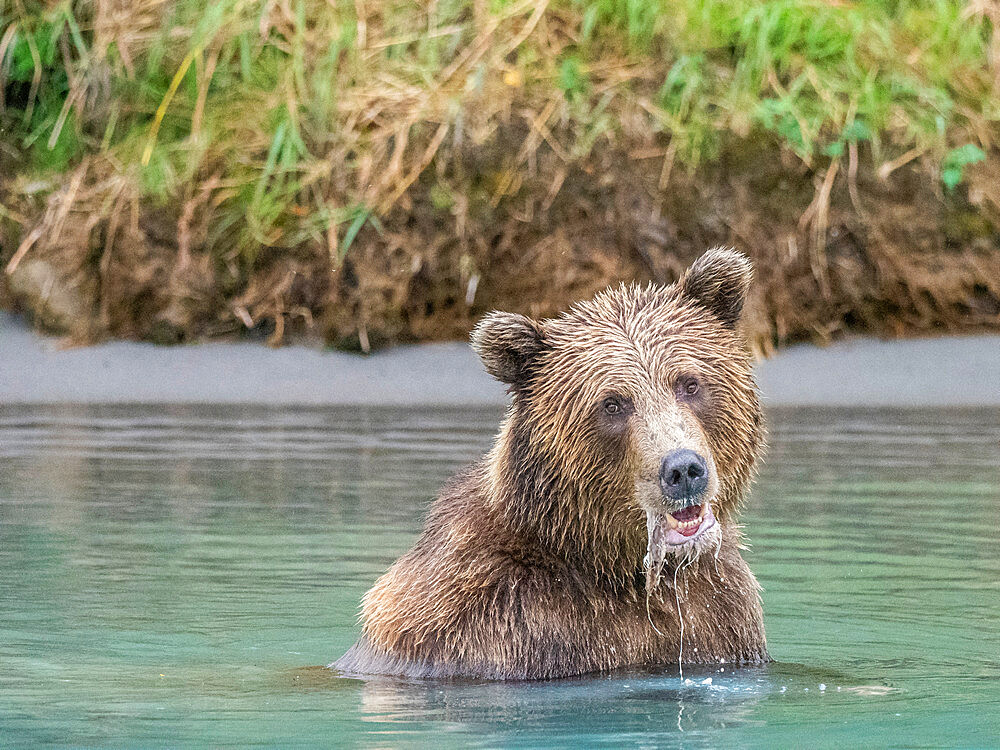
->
[1,0,999,351]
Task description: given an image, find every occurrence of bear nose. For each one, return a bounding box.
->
[659,449,709,503]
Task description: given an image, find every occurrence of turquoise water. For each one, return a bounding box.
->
[1,405,998,748]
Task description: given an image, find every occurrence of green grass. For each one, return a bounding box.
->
[1,0,996,268]
[572,0,996,166]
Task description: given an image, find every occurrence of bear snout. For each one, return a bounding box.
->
[658,449,709,505]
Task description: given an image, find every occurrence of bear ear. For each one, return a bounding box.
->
[471,312,547,386]
[678,247,754,328]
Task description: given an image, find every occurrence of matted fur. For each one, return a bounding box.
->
[335,247,768,680]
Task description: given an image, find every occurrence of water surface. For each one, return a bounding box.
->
[1,406,998,747]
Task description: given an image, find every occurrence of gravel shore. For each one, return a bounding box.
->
[2,313,998,406]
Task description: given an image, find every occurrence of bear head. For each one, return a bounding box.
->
[471,247,764,580]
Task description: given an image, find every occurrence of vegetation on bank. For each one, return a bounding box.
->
[1,1,998,349]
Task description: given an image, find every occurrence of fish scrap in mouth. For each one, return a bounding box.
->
[644,502,717,596]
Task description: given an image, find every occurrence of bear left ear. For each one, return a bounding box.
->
[471,312,547,387]
[678,247,754,328]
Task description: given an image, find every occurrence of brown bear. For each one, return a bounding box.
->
[334,247,768,680]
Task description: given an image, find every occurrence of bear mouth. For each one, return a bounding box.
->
[644,502,718,595]
[643,502,716,594]
[668,503,709,537]
[646,501,717,558]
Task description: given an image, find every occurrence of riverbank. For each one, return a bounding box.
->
[3,312,998,406]
[3,2,1000,352]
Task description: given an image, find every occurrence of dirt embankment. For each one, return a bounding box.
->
[2,128,999,354]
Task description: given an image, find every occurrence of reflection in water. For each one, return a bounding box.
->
[1,405,998,748]
[354,670,767,736]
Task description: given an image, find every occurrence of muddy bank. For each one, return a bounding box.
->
[3,133,999,355]
[3,312,998,406]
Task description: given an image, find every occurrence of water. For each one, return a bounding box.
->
[1,405,998,748]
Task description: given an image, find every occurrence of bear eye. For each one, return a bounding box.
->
[676,376,701,400]
[601,396,629,417]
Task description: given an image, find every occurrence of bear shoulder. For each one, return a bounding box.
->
[336,467,645,679]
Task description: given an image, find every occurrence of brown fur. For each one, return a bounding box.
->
[335,247,768,680]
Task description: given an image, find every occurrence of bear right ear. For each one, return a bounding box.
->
[471,312,547,386]
[678,246,754,328]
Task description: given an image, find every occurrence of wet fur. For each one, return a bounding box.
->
[335,248,768,680]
